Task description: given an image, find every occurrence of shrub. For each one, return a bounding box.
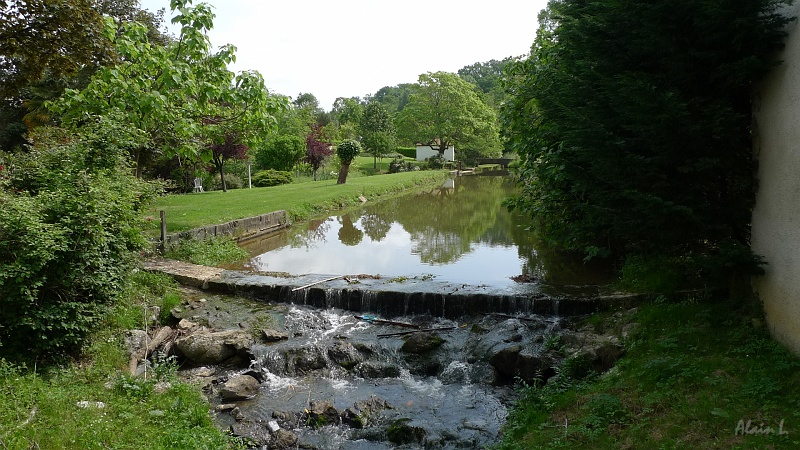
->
[395,147,416,158]
[424,154,445,169]
[252,169,293,187]
[210,173,243,190]
[0,120,157,357]
[389,157,416,174]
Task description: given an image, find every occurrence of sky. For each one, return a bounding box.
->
[137,0,549,111]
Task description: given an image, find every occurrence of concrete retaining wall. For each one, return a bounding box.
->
[751,3,800,355]
[162,210,289,250]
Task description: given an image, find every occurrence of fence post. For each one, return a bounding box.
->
[159,210,167,252]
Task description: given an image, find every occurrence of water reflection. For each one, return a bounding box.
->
[237,175,612,287]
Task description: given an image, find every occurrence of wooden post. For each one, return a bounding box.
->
[159,210,166,252]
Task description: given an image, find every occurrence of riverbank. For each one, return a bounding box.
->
[495,297,800,449]
[145,170,448,234]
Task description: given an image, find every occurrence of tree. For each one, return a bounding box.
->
[208,127,247,192]
[0,0,113,101]
[368,83,414,115]
[359,101,395,169]
[458,58,515,109]
[304,125,331,181]
[336,139,361,184]
[396,72,501,158]
[503,0,792,290]
[0,0,169,152]
[254,134,305,171]
[51,0,286,179]
[330,97,364,140]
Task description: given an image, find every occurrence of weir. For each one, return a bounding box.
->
[144,258,640,319]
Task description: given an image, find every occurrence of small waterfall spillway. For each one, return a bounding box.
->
[171,290,581,449]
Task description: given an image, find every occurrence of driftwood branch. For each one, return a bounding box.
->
[354,315,419,329]
[291,275,344,291]
[377,326,457,338]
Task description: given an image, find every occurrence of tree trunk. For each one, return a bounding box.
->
[337,162,351,184]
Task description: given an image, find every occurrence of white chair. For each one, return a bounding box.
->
[193,177,203,193]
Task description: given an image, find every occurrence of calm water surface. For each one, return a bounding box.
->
[237,174,610,288]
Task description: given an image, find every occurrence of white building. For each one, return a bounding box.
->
[415,144,455,162]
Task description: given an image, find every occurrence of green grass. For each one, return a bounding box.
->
[145,170,445,234]
[0,271,244,450]
[496,299,800,449]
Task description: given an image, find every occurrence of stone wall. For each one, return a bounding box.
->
[751,3,800,355]
[162,210,289,250]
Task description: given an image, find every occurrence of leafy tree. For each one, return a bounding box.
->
[0,0,169,152]
[368,83,414,115]
[503,0,792,290]
[254,134,305,171]
[396,72,501,158]
[359,101,395,169]
[208,127,248,192]
[304,125,332,181]
[330,96,364,140]
[458,58,515,109]
[51,0,285,179]
[0,0,113,100]
[336,139,361,184]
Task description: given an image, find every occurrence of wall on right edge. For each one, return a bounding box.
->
[751,3,800,356]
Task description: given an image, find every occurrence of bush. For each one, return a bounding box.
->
[209,173,243,190]
[0,121,157,357]
[164,236,248,266]
[252,169,293,187]
[424,154,445,169]
[396,147,416,158]
[389,157,416,174]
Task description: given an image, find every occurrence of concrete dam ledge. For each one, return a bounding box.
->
[143,258,642,319]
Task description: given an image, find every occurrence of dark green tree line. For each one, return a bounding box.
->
[503,0,793,290]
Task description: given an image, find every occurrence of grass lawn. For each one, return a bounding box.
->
[146,169,446,234]
[496,298,800,449]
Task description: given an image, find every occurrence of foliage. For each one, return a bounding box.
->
[164,236,248,267]
[336,139,361,164]
[0,271,243,449]
[336,139,362,184]
[497,300,800,449]
[208,128,248,192]
[0,0,113,100]
[424,154,445,170]
[51,0,286,177]
[304,125,332,181]
[252,169,293,187]
[396,71,502,157]
[359,101,396,168]
[502,0,792,291]
[457,58,515,110]
[0,120,158,357]
[253,134,305,171]
[368,83,415,116]
[395,147,416,158]
[389,157,417,174]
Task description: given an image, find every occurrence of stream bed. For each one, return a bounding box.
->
[173,288,578,449]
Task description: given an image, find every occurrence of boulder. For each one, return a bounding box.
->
[175,329,254,365]
[293,347,328,372]
[219,374,260,400]
[387,418,427,446]
[308,400,341,427]
[271,429,298,449]
[489,345,556,384]
[341,396,391,428]
[327,341,363,369]
[353,361,401,379]
[262,329,289,342]
[401,332,445,354]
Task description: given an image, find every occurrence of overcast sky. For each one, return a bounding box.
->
[137,0,548,111]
